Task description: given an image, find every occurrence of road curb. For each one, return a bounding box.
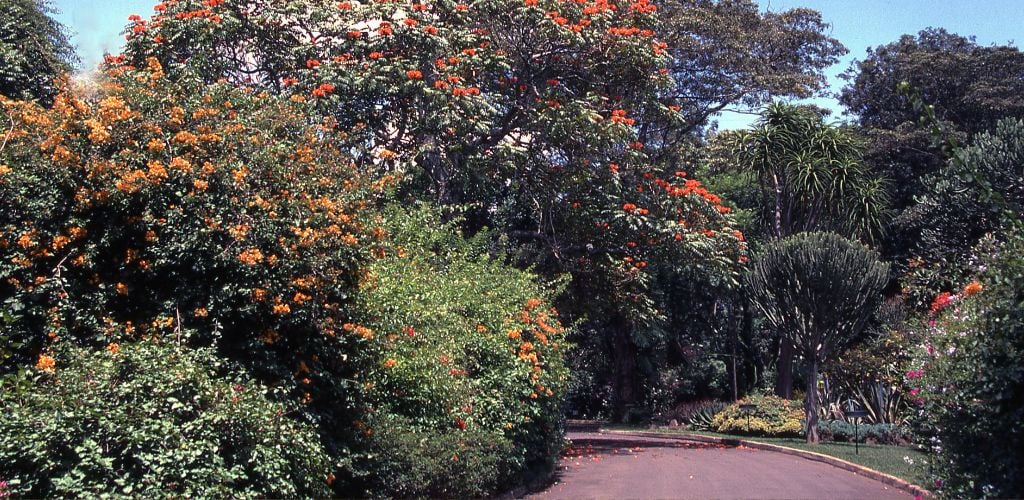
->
[598,429,930,498]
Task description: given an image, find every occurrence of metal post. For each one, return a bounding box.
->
[846,409,868,455]
[739,403,756,434]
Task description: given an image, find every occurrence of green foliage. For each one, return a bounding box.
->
[729,103,889,242]
[677,399,728,431]
[655,1,846,135]
[908,223,1024,498]
[746,231,888,441]
[712,393,803,437]
[0,0,77,104]
[350,204,569,495]
[840,28,1024,137]
[816,421,910,446]
[827,324,915,426]
[900,118,1024,309]
[0,340,332,498]
[746,232,889,363]
[363,422,519,498]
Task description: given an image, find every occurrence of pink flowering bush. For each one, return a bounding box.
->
[906,225,1024,497]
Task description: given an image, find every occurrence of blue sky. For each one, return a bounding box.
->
[53,0,1022,129]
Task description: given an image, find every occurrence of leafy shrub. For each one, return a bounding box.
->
[0,63,392,490]
[660,400,727,430]
[713,393,803,437]
[908,223,1024,497]
[0,340,332,498]
[0,61,385,381]
[349,205,569,495]
[363,420,518,498]
[686,400,729,431]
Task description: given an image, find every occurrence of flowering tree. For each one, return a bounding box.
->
[115,0,747,418]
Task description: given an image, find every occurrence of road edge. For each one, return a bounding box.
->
[599,429,930,498]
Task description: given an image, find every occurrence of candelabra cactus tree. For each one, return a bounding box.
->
[745,232,889,443]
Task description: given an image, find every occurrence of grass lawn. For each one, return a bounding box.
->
[602,425,932,489]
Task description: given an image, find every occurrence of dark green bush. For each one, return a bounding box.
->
[363,419,519,498]
[712,393,803,437]
[910,222,1024,497]
[0,340,332,498]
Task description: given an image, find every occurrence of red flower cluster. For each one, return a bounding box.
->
[311,83,335,97]
[930,292,953,314]
[610,109,635,125]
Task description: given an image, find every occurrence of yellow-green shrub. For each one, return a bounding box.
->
[713,393,803,437]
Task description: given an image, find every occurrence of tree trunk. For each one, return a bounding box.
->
[611,323,641,423]
[804,359,820,444]
[775,338,794,399]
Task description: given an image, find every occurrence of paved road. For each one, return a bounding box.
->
[529,432,912,500]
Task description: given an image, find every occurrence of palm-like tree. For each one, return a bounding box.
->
[730,103,889,399]
[731,103,888,243]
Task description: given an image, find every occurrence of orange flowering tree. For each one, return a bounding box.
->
[0,57,577,495]
[0,58,394,488]
[115,0,746,419]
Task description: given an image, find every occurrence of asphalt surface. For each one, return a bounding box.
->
[528,432,912,500]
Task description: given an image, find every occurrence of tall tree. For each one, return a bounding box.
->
[0,0,77,104]
[729,103,889,243]
[726,103,888,398]
[839,28,1024,217]
[116,0,845,421]
[746,232,888,443]
[642,0,846,159]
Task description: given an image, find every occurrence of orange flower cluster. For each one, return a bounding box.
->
[36,354,56,373]
[963,281,983,297]
[312,83,335,97]
[610,109,635,125]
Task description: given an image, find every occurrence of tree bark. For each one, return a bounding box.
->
[804,358,820,443]
[775,338,794,399]
[611,322,641,423]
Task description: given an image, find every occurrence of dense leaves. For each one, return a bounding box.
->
[746,232,888,442]
[728,103,888,242]
[899,118,1024,308]
[0,341,333,498]
[0,0,77,104]
[907,225,1024,497]
[350,205,569,494]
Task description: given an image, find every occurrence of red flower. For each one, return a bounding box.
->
[406,70,423,80]
[306,59,320,69]
[930,292,953,314]
[311,83,335,97]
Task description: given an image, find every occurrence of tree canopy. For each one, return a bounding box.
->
[0,0,77,104]
[746,232,889,442]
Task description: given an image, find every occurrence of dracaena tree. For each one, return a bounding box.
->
[745,232,888,443]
